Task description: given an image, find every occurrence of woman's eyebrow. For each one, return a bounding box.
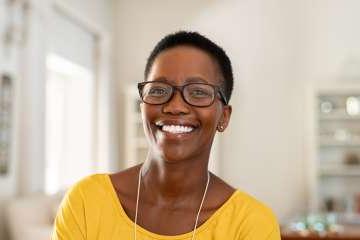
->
[184,77,207,83]
[150,77,168,82]
[150,76,208,84]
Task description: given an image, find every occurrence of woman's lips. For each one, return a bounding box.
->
[155,121,199,138]
[161,124,194,134]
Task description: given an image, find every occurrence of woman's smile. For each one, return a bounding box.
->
[155,118,198,134]
[161,125,194,134]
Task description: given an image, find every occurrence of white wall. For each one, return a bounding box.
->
[0,0,115,239]
[114,0,360,222]
[60,0,114,32]
[300,0,360,83]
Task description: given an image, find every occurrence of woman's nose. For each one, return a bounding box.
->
[162,90,190,115]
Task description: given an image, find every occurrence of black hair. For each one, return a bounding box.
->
[144,31,234,104]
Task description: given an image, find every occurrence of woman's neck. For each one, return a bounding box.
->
[140,156,210,205]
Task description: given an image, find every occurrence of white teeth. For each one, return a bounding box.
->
[162,125,194,134]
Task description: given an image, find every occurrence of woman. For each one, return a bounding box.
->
[52,31,280,240]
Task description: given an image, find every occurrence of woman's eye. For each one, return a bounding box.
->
[190,89,211,98]
[148,88,167,96]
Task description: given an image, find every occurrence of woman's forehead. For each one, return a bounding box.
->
[147,45,222,85]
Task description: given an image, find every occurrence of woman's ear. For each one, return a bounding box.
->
[217,105,232,132]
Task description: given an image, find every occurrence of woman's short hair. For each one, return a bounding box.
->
[144,31,234,104]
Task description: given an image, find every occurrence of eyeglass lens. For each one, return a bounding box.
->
[141,82,216,107]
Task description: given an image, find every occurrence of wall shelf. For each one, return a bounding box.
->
[319,140,360,147]
[320,113,360,121]
[319,165,360,177]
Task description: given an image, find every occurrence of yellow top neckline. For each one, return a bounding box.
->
[104,174,240,240]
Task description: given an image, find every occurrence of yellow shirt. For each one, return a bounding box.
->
[52,174,280,240]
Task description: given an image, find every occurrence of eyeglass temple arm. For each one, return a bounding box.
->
[218,90,228,105]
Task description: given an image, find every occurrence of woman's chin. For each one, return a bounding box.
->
[154,146,193,163]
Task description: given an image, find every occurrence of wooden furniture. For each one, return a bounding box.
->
[282,237,360,240]
[282,224,360,240]
[282,235,360,240]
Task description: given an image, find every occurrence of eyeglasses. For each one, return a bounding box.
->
[138,81,228,107]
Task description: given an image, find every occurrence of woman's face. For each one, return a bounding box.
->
[141,45,232,163]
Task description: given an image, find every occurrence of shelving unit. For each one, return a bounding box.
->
[319,165,360,177]
[320,113,360,121]
[307,83,360,219]
[319,139,360,147]
[124,85,220,174]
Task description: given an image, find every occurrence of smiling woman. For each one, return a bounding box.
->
[51,31,281,240]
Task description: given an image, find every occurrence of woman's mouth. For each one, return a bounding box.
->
[155,121,198,135]
[161,125,194,134]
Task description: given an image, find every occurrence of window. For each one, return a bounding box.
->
[44,7,99,194]
[45,54,96,194]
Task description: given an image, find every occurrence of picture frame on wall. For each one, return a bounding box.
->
[0,73,13,175]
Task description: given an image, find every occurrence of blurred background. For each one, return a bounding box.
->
[1,0,360,239]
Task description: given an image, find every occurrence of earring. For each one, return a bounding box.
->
[217,125,224,131]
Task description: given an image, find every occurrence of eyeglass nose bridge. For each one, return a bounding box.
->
[166,85,189,105]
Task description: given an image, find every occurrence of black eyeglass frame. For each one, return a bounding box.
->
[137,81,228,107]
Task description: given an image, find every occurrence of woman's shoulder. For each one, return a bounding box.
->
[70,173,109,190]
[228,190,280,238]
[61,165,140,204]
[219,188,279,236]
[210,174,278,230]
[61,173,115,204]
[231,190,277,220]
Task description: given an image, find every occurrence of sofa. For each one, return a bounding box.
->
[5,192,63,240]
